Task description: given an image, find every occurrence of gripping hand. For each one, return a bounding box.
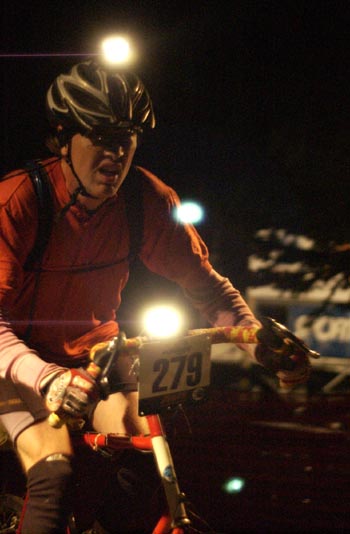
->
[255,343,311,388]
[255,317,319,389]
[44,368,99,419]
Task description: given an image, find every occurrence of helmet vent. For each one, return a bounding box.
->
[68,85,110,116]
[46,60,155,130]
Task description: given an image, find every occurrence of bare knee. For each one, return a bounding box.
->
[16,418,72,472]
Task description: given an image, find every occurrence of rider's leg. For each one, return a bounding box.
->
[91,349,150,436]
[16,419,74,534]
[0,379,74,534]
[91,392,164,534]
[94,449,164,534]
[92,391,149,435]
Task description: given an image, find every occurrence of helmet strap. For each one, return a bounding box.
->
[56,185,84,221]
[65,140,99,200]
[57,140,99,219]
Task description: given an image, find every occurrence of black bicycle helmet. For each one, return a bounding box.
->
[46,60,155,133]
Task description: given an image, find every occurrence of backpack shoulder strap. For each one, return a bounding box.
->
[24,160,54,270]
[122,166,144,265]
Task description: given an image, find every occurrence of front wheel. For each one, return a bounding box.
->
[0,493,24,533]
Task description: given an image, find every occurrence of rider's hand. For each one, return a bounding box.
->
[255,343,311,389]
[276,360,311,389]
[43,368,99,418]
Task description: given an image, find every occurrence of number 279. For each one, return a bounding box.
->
[152,352,203,393]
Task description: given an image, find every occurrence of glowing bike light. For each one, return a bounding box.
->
[142,305,183,338]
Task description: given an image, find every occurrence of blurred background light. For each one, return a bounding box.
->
[222,476,246,494]
[174,201,205,225]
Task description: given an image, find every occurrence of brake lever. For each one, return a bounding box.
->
[256,316,320,370]
[90,332,127,399]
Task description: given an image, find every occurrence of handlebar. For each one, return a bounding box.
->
[90,324,261,355]
[48,318,320,427]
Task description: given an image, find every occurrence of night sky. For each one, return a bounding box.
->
[1,1,348,305]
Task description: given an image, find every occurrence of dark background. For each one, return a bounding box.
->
[1,0,348,296]
[1,3,350,532]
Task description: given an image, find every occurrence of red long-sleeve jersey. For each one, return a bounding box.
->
[0,159,259,392]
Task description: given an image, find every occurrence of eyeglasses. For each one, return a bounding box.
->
[84,127,140,149]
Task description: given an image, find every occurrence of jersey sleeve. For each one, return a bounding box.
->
[137,168,260,357]
[0,172,64,391]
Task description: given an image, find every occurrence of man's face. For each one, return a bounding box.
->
[66,128,138,201]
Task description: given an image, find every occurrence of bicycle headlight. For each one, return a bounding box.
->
[142,305,184,338]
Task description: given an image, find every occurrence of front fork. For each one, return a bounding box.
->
[146,414,191,534]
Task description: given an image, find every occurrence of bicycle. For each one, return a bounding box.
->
[0,317,319,534]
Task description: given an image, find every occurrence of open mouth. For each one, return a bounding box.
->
[98,166,120,182]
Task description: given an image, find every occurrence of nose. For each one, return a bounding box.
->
[103,144,125,160]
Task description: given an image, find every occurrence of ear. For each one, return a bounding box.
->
[56,125,73,152]
[60,144,69,157]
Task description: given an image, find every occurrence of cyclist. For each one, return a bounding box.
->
[0,60,311,533]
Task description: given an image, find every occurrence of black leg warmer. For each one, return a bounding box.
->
[20,454,73,534]
[95,450,165,534]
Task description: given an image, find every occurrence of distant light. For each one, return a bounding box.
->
[174,201,204,225]
[101,36,132,65]
[142,305,183,338]
[222,477,246,494]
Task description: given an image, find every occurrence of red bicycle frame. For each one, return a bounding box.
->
[48,325,261,534]
[13,321,317,534]
[77,413,190,534]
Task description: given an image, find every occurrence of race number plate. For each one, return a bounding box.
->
[138,334,212,415]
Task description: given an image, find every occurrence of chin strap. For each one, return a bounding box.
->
[66,142,98,200]
[57,141,99,220]
[56,184,84,221]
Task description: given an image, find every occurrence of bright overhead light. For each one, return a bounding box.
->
[174,201,205,225]
[101,35,133,65]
